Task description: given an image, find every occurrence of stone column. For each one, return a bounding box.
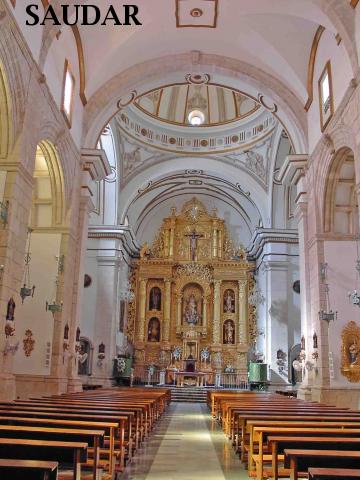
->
[238,279,248,344]
[0,164,33,401]
[138,279,147,342]
[66,195,93,392]
[163,279,171,342]
[212,280,221,344]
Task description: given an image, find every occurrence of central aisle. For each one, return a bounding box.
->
[123,402,249,480]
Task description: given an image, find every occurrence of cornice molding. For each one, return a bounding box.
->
[247,228,299,259]
[88,225,140,257]
[276,154,308,186]
[81,148,111,181]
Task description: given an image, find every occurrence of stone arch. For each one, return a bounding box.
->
[323,147,358,235]
[33,140,66,227]
[0,61,11,159]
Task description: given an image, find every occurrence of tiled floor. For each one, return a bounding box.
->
[122,402,249,480]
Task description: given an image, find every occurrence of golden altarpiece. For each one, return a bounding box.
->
[126,199,256,383]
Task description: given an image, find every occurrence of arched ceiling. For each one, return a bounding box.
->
[78,0,338,102]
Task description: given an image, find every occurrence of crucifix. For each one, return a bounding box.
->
[185,229,204,262]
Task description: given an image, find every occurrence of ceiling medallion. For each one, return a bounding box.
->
[185,73,210,85]
[190,8,203,17]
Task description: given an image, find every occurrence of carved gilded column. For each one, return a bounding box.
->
[138,279,147,341]
[238,279,248,344]
[213,280,221,343]
[164,230,170,257]
[202,295,207,330]
[176,294,182,333]
[169,218,175,258]
[163,279,171,342]
[212,224,218,258]
[218,230,222,258]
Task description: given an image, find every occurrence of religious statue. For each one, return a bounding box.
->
[223,320,235,344]
[148,318,160,342]
[6,297,15,321]
[149,287,161,311]
[78,345,89,375]
[224,290,235,313]
[185,229,204,262]
[140,242,151,259]
[185,294,200,325]
[349,340,359,365]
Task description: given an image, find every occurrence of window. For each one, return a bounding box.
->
[61,60,75,128]
[318,61,334,131]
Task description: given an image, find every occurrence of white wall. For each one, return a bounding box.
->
[308,30,353,153]
[13,233,61,375]
[324,240,359,387]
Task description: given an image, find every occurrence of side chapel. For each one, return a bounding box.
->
[126,199,257,384]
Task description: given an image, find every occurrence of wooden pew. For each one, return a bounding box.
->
[233,414,360,453]
[268,436,360,480]
[308,467,360,479]
[251,426,360,479]
[284,449,360,480]
[0,424,103,480]
[0,415,118,474]
[0,404,133,469]
[0,388,169,478]
[0,438,87,480]
[0,459,58,480]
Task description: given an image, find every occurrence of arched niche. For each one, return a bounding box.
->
[324,147,359,235]
[78,337,94,376]
[149,286,162,311]
[182,283,203,326]
[223,289,235,314]
[223,319,235,345]
[147,317,160,342]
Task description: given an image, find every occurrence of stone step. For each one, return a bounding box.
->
[168,386,208,403]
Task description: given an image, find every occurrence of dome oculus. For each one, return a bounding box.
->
[188,110,205,126]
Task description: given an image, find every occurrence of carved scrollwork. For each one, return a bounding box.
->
[175,263,213,283]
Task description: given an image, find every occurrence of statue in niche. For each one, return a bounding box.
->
[313,332,318,349]
[6,297,15,321]
[223,289,235,313]
[349,339,359,365]
[185,294,200,325]
[149,287,161,311]
[78,346,89,375]
[223,320,235,345]
[148,318,160,342]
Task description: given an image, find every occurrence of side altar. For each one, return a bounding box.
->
[126,198,257,384]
